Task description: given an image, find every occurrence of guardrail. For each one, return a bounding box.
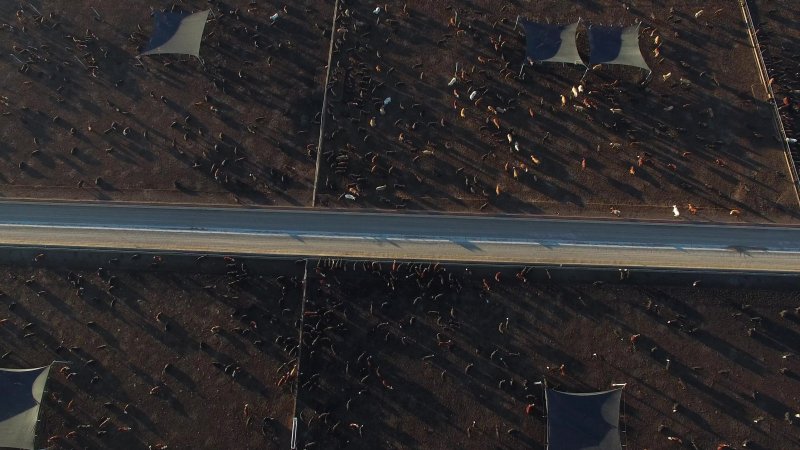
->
[739,0,800,206]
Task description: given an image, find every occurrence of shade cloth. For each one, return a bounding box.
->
[0,366,52,450]
[523,21,584,65]
[546,388,623,450]
[588,24,651,71]
[140,10,210,58]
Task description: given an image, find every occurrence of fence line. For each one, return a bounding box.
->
[293,3,341,446]
[289,259,310,449]
[739,0,800,206]
[311,0,340,207]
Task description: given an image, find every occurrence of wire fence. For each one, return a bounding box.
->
[311,0,340,207]
[294,2,341,446]
[739,0,800,206]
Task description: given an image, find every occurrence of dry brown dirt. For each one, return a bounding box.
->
[315,0,799,222]
[751,0,800,180]
[0,1,798,223]
[0,257,304,449]
[0,0,331,206]
[294,262,800,450]
[2,256,799,449]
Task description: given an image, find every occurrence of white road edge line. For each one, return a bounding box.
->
[0,224,795,253]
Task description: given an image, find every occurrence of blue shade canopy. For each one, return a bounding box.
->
[523,21,584,65]
[141,10,210,58]
[588,24,651,71]
[546,388,623,450]
[0,366,52,450]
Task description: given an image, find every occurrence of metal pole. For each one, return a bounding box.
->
[310,0,340,207]
[32,364,60,449]
[289,260,309,449]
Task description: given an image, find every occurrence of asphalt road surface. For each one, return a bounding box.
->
[1,201,799,272]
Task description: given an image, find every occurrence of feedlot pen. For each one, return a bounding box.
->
[0,0,798,223]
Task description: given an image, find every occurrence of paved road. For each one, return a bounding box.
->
[1,201,799,272]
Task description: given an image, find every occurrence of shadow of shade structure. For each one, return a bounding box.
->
[588,24,651,72]
[0,366,52,450]
[140,10,210,58]
[522,21,585,66]
[545,388,623,450]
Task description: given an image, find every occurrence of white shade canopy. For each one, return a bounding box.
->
[588,24,651,72]
[140,10,210,58]
[0,366,52,450]
[523,21,585,66]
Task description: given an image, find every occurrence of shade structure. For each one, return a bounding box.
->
[140,10,210,58]
[588,24,651,72]
[523,21,584,65]
[0,366,52,450]
[546,388,622,450]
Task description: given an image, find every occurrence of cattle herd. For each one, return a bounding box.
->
[0,255,798,449]
[1,1,800,449]
[1,0,798,220]
[313,0,798,220]
[754,1,800,180]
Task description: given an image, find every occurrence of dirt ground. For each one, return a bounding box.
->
[0,1,798,223]
[2,256,799,449]
[751,0,800,178]
[295,261,800,449]
[315,0,799,222]
[0,0,332,206]
[0,258,305,449]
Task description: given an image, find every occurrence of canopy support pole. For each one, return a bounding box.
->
[640,70,653,87]
[33,364,59,450]
[539,378,548,447]
[580,66,590,82]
